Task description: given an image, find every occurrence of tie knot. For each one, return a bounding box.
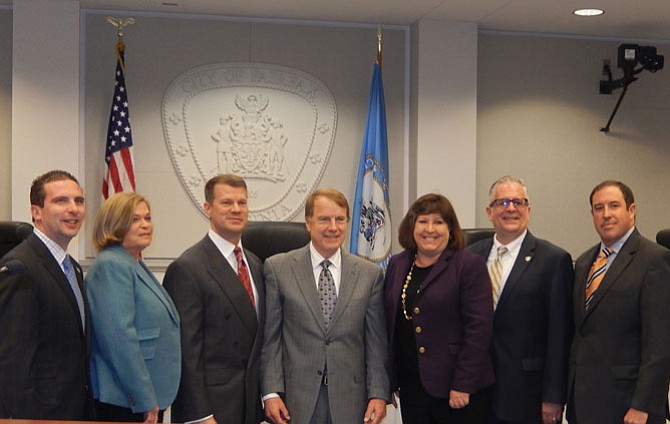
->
[497,246,508,257]
[234,246,243,259]
[321,259,331,270]
[599,246,613,258]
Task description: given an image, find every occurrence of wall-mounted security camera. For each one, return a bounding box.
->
[599,43,664,132]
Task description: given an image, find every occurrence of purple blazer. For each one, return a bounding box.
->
[384,248,495,397]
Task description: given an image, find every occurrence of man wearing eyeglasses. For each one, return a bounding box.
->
[467,175,573,424]
[566,180,670,424]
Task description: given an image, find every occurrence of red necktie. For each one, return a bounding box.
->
[234,246,255,308]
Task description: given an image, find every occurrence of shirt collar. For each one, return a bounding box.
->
[207,228,241,257]
[603,226,635,254]
[493,229,527,254]
[33,227,68,264]
[309,242,342,272]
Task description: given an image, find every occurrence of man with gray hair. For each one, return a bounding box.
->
[468,176,573,424]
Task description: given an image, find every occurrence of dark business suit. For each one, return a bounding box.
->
[163,235,265,424]
[567,229,670,424]
[468,231,573,422]
[261,245,390,424]
[0,233,93,419]
[384,248,495,400]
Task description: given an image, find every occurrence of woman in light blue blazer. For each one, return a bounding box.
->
[86,192,180,423]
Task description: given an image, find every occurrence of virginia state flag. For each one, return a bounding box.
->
[349,61,392,269]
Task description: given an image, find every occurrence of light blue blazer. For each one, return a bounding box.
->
[86,245,181,412]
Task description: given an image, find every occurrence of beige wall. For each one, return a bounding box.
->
[477,33,670,257]
[4,9,670,261]
[83,14,407,261]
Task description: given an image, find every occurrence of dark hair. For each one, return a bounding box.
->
[30,170,80,207]
[398,193,465,252]
[204,174,247,203]
[305,188,350,222]
[589,180,635,208]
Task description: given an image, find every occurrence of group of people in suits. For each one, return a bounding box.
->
[0,169,669,424]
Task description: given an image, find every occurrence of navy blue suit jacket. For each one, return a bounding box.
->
[0,233,93,419]
[468,231,573,421]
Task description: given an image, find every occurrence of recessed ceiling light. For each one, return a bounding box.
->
[573,8,604,17]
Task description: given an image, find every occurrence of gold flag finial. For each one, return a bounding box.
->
[376,25,383,66]
[107,17,135,42]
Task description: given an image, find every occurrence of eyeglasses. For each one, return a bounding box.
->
[489,198,529,208]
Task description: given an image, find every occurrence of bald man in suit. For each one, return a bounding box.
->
[261,188,390,424]
[468,176,573,424]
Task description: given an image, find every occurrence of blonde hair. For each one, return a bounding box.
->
[93,192,150,251]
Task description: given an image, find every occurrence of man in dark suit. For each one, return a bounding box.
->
[567,180,670,424]
[164,174,264,424]
[0,170,93,419]
[261,188,390,424]
[467,176,573,424]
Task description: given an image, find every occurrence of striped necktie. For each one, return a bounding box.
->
[489,246,508,309]
[585,246,612,310]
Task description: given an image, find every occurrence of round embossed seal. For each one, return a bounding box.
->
[162,62,337,221]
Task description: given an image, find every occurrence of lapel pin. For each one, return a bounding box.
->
[525,256,532,262]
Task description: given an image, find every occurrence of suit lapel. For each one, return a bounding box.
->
[575,245,599,325]
[584,230,639,318]
[420,249,453,292]
[329,252,358,331]
[497,232,536,309]
[202,238,258,336]
[29,236,85,335]
[136,258,180,325]
[291,247,327,333]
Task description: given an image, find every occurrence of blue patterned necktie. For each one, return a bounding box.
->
[318,260,337,328]
[63,256,85,331]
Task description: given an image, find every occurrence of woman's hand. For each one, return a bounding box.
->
[143,405,159,423]
[448,390,470,409]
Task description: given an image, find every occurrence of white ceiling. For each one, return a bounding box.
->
[3,0,670,42]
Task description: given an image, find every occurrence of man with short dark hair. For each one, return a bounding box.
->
[261,188,390,424]
[567,180,670,424]
[468,175,573,424]
[0,170,93,419]
[164,173,264,424]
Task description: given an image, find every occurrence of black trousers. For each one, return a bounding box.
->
[399,385,492,424]
[94,400,164,423]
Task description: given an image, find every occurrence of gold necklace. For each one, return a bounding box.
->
[401,261,416,320]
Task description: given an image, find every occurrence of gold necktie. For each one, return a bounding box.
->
[489,246,508,308]
[585,246,612,310]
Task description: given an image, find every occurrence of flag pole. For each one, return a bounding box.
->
[107,17,135,74]
[377,25,383,67]
[102,17,137,199]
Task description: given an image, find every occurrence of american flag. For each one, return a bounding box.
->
[102,41,136,199]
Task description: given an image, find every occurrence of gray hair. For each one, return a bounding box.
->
[488,175,529,201]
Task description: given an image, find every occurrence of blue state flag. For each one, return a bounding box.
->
[350,62,392,269]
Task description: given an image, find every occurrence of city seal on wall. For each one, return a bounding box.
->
[162,62,337,221]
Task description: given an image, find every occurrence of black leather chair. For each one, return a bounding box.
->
[463,228,495,247]
[0,221,33,259]
[242,221,311,262]
[656,228,670,250]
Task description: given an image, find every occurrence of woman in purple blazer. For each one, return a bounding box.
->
[385,193,494,424]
